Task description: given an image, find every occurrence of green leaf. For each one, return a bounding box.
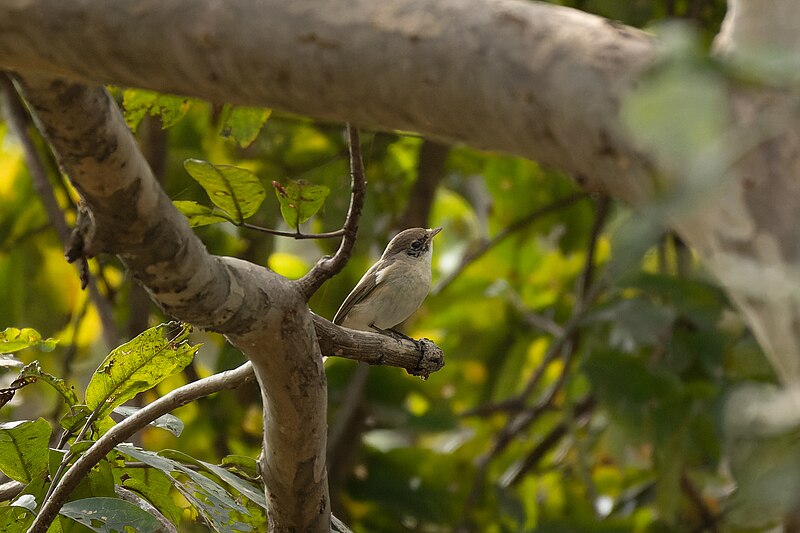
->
[219,105,271,148]
[0,418,51,482]
[273,179,330,229]
[116,444,253,532]
[172,200,233,228]
[60,404,93,433]
[221,455,260,480]
[19,361,79,407]
[161,449,266,509]
[122,89,193,131]
[113,406,184,437]
[59,497,163,533]
[183,159,266,224]
[85,323,198,419]
[0,506,33,532]
[119,467,183,526]
[0,327,58,354]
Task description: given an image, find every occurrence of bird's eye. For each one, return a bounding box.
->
[410,240,422,250]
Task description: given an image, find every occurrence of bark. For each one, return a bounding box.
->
[12,74,332,531]
[0,0,656,203]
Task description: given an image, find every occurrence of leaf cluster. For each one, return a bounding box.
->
[0,324,266,533]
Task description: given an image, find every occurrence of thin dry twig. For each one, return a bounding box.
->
[457,196,610,530]
[681,472,720,533]
[297,124,367,299]
[240,223,344,240]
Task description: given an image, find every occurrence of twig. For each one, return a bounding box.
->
[45,327,190,505]
[0,73,120,348]
[0,480,24,502]
[312,314,444,378]
[26,362,256,533]
[240,223,344,240]
[458,310,587,418]
[457,196,610,530]
[297,124,367,299]
[505,395,596,486]
[434,192,589,294]
[327,362,370,463]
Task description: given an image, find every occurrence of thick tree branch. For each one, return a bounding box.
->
[11,73,443,531]
[7,0,800,386]
[11,74,333,532]
[0,0,657,204]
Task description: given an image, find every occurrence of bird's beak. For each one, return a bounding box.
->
[428,227,443,239]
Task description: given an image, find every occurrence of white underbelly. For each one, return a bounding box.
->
[344,265,431,330]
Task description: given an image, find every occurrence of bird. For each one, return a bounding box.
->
[333,227,442,337]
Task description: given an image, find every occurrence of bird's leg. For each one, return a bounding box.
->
[370,324,414,342]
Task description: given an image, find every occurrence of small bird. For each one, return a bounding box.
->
[333,227,442,336]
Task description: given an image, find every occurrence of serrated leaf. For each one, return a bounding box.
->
[0,327,58,354]
[183,160,266,224]
[85,323,198,419]
[220,105,271,148]
[273,179,330,229]
[113,406,184,437]
[122,89,193,131]
[59,497,163,533]
[18,361,79,407]
[173,200,232,228]
[0,418,51,482]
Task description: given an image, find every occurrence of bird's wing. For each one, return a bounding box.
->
[332,262,383,325]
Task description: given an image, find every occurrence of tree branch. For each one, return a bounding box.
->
[12,73,331,532]
[313,314,444,378]
[458,196,609,528]
[6,0,800,387]
[0,0,657,204]
[297,124,367,299]
[27,362,256,533]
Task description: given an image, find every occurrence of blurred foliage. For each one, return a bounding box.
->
[1,0,795,531]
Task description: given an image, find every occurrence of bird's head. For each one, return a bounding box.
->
[382,227,442,259]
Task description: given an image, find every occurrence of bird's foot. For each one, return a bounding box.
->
[370,325,414,342]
